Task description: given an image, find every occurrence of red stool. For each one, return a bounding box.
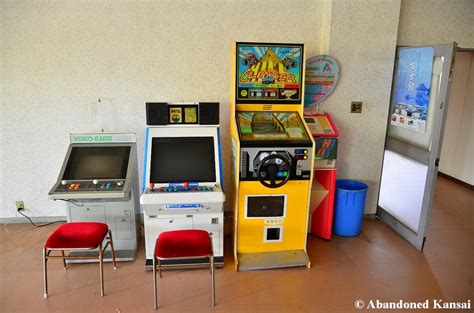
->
[43,222,116,298]
[153,229,215,309]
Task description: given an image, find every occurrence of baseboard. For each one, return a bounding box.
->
[438,172,473,190]
[0,216,67,224]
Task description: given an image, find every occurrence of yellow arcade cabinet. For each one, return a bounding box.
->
[230,42,315,270]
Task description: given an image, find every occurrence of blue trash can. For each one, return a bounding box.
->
[333,179,368,236]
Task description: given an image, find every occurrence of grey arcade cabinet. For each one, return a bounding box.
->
[49,133,140,262]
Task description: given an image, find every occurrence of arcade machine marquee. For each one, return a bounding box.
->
[49,133,140,262]
[231,42,315,271]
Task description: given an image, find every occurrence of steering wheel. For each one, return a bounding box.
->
[256,154,291,188]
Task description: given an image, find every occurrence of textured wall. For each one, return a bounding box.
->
[319,0,402,214]
[7,0,467,218]
[0,0,322,218]
[398,0,474,47]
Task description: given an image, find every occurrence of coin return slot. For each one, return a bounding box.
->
[265,226,283,242]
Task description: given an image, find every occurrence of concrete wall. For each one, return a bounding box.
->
[0,0,322,218]
[319,0,401,214]
[398,0,474,47]
[2,0,471,219]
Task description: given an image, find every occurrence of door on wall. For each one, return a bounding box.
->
[439,51,474,185]
[377,43,456,251]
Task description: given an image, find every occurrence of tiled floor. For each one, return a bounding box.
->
[0,176,472,312]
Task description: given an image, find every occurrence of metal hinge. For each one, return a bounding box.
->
[449,42,458,82]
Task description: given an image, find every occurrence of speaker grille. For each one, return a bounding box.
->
[199,102,219,125]
[146,103,168,125]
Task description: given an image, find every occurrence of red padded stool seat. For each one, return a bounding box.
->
[45,222,109,249]
[155,229,212,258]
[152,229,215,309]
[43,222,116,298]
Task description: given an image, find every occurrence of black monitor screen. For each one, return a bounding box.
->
[247,196,285,217]
[63,146,130,180]
[150,137,216,183]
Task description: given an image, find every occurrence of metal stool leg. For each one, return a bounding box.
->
[108,231,117,270]
[61,250,67,269]
[153,256,158,309]
[43,248,48,298]
[43,223,114,299]
[99,243,104,297]
[151,231,216,309]
[210,255,215,307]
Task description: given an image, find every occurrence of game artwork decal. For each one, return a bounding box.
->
[236,43,304,104]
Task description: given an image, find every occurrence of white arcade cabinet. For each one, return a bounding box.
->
[140,102,225,269]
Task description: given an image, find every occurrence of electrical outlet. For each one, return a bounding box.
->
[16,201,24,211]
[351,101,363,113]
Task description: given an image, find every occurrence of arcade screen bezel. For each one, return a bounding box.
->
[150,136,217,183]
[235,111,312,147]
[62,146,131,180]
[235,42,304,104]
[245,195,287,218]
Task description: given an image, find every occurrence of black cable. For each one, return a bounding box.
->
[17,210,66,228]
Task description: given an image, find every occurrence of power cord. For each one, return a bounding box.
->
[3,223,34,234]
[17,210,66,228]
[3,211,66,235]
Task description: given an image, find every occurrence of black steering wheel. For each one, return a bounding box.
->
[256,154,291,188]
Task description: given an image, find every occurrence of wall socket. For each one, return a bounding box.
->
[351,101,363,113]
[16,201,25,211]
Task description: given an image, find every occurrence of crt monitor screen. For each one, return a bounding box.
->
[246,195,285,217]
[150,137,216,183]
[63,146,131,180]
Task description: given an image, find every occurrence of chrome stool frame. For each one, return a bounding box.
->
[152,235,215,309]
[43,229,117,298]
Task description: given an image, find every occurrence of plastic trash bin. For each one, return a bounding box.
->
[333,179,368,236]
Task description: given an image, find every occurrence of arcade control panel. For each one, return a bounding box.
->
[140,182,225,214]
[145,183,216,193]
[58,179,125,191]
[240,147,313,181]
